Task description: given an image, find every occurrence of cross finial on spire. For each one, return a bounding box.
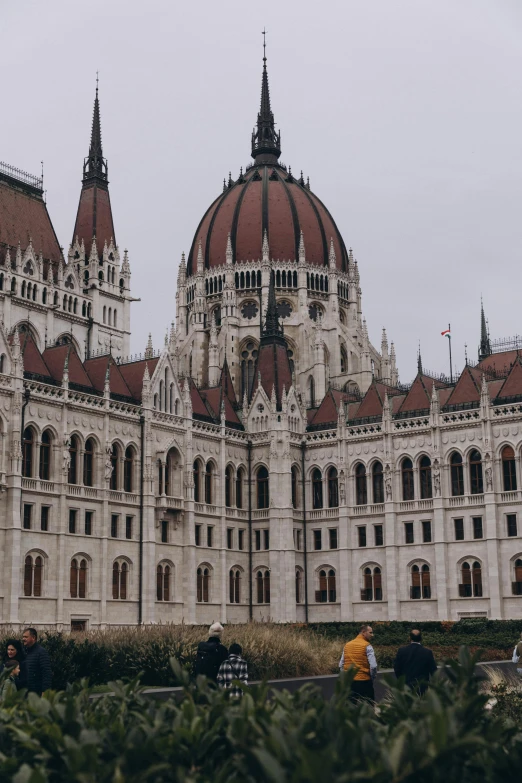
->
[262,28,267,63]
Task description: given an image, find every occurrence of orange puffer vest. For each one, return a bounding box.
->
[343,634,370,680]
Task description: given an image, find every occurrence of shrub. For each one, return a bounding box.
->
[0,649,521,781]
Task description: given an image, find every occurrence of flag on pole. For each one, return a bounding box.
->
[441,328,451,338]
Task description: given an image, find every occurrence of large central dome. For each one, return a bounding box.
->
[186,54,348,275]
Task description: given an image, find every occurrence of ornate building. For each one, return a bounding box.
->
[0,57,521,630]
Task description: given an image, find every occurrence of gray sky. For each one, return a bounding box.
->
[3,0,522,383]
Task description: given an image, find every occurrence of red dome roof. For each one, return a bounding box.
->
[186,165,348,275]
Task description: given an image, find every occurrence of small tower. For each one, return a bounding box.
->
[478,299,492,362]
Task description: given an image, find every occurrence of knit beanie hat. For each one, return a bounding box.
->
[209,622,224,638]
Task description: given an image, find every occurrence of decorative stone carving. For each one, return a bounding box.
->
[104,444,113,481]
[432,458,441,497]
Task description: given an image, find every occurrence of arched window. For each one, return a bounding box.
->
[39,430,52,481]
[103,306,106,324]
[193,460,201,502]
[42,287,47,304]
[0,354,5,373]
[240,341,258,399]
[24,554,43,597]
[225,465,233,507]
[112,560,128,600]
[308,376,315,407]
[159,380,164,412]
[156,563,171,601]
[123,446,134,493]
[68,435,79,484]
[229,569,241,603]
[257,466,269,509]
[355,463,367,506]
[236,468,244,508]
[110,444,120,490]
[84,438,94,486]
[295,568,303,603]
[450,452,464,496]
[411,564,431,599]
[169,384,174,413]
[22,427,34,478]
[361,566,383,601]
[197,567,210,602]
[402,458,414,501]
[328,467,339,508]
[70,558,87,598]
[340,345,348,374]
[372,462,384,504]
[205,461,213,504]
[459,561,482,597]
[291,466,299,509]
[256,569,270,603]
[316,569,336,603]
[312,468,323,509]
[469,450,483,495]
[158,459,164,496]
[419,456,432,499]
[512,558,522,595]
[502,446,517,492]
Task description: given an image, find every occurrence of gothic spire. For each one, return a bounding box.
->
[83,78,108,184]
[263,270,283,339]
[417,344,423,375]
[251,34,281,164]
[479,298,492,361]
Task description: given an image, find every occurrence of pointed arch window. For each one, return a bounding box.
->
[361,566,383,601]
[312,468,323,509]
[22,427,34,478]
[197,567,210,602]
[502,446,517,492]
[291,466,299,509]
[193,460,201,502]
[308,376,315,408]
[24,554,43,597]
[236,468,244,509]
[256,569,270,603]
[68,435,79,485]
[156,563,171,602]
[257,466,269,509]
[512,558,522,595]
[410,564,431,599]
[469,450,483,494]
[295,568,303,603]
[123,446,134,493]
[355,463,367,506]
[225,465,233,508]
[328,467,339,508]
[372,461,384,504]
[229,569,241,603]
[84,438,94,487]
[241,341,258,400]
[340,345,348,374]
[110,444,120,490]
[316,569,336,603]
[112,560,128,600]
[450,452,464,496]
[39,430,52,481]
[419,456,432,499]
[401,458,414,501]
[70,558,87,598]
[459,561,482,597]
[204,461,213,504]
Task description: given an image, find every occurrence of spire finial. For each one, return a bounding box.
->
[83,77,107,183]
[262,27,267,64]
[479,296,492,361]
[251,36,281,164]
[417,342,423,374]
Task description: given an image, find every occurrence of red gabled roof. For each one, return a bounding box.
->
[309,388,354,427]
[119,358,160,400]
[350,380,401,421]
[251,341,293,409]
[496,357,522,400]
[42,344,93,387]
[397,374,447,414]
[84,355,133,398]
[219,358,237,406]
[72,183,116,255]
[190,379,212,418]
[444,365,482,407]
[0,177,62,266]
[478,350,519,374]
[200,386,243,427]
[17,332,52,378]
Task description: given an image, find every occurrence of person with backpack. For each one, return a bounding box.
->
[513,631,522,675]
[0,660,20,703]
[194,622,228,682]
[217,643,248,697]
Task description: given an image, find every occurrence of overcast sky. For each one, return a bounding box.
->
[3,0,522,382]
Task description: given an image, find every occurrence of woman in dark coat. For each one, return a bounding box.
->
[2,639,25,688]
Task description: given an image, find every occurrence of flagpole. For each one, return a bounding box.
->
[448,323,453,384]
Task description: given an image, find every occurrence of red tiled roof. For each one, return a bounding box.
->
[72,183,115,255]
[84,355,133,397]
[219,358,237,406]
[190,379,212,418]
[478,350,520,374]
[42,344,93,387]
[309,388,355,427]
[251,341,293,409]
[397,374,447,414]
[0,178,62,265]
[119,358,160,400]
[351,381,400,420]
[18,332,52,378]
[496,357,522,399]
[444,366,482,407]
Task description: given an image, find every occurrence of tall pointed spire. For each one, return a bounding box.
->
[251,32,281,164]
[478,298,492,361]
[263,270,283,339]
[417,344,423,375]
[83,77,107,184]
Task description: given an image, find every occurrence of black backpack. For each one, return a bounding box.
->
[194,641,222,680]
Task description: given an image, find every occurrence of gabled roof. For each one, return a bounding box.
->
[478,350,520,374]
[84,355,133,398]
[443,365,482,407]
[309,388,356,427]
[190,378,213,419]
[42,344,93,387]
[397,373,447,414]
[495,356,522,400]
[200,386,243,428]
[0,176,62,266]
[351,380,398,420]
[219,357,237,406]
[18,332,52,378]
[251,341,293,409]
[119,357,160,400]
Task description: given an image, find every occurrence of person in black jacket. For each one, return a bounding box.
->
[194,622,229,681]
[19,628,52,696]
[393,629,437,695]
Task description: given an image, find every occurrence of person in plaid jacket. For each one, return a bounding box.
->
[216,643,248,697]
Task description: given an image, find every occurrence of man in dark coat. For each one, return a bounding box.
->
[194,622,229,681]
[393,629,437,695]
[19,628,52,696]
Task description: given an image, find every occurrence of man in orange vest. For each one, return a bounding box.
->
[339,624,377,703]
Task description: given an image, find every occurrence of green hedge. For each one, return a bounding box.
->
[0,650,521,782]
